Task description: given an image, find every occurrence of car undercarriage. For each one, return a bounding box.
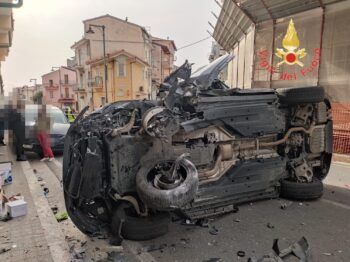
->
[63,54,332,242]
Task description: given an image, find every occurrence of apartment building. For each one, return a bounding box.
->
[71,14,153,110]
[41,66,77,110]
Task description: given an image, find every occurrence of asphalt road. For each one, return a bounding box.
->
[43,155,350,262]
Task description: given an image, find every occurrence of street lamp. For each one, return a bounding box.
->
[86,24,108,104]
[30,78,37,92]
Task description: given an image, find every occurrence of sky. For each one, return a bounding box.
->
[2,0,220,94]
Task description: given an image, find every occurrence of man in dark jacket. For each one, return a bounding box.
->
[10,100,27,161]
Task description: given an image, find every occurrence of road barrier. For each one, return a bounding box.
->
[332,103,350,154]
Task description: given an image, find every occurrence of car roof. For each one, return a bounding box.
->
[25,104,61,111]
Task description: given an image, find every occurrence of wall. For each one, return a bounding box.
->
[84,16,152,65]
[319,1,350,102]
[226,26,255,89]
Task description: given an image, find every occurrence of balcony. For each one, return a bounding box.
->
[44,84,59,90]
[58,93,75,102]
[73,84,86,92]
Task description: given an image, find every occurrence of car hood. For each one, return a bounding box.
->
[50,123,70,136]
[26,122,70,136]
[190,53,234,89]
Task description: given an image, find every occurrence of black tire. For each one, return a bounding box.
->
[111,202,170,241]
[276,86,325,105]
[136,158,198,210]
[280,178,323,200]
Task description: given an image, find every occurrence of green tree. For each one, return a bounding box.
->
[33,90,43,104]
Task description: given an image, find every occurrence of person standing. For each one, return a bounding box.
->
[9,100,27,161]
[65,106,75,123]
[36,105,54,161]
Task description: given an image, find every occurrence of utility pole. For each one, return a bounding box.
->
[86,24,108,104]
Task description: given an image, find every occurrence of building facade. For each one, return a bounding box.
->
[41,66,77,110]
[71,14,153,111]
[212,0,350,103]
[0,1,20,96]
[12,85,41,103]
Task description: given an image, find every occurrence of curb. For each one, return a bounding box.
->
[332,153,350,164]
[20,161,72,262]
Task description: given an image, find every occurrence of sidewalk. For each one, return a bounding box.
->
[0,144,53,262]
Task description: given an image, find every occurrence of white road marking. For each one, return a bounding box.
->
[321,198,350,210]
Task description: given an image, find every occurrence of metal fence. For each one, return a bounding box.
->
[332,103,350,154]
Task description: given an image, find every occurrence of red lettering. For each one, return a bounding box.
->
[258,49,269,58]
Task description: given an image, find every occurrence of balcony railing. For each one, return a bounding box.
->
[73,84,86,92]
[44,84,59,90]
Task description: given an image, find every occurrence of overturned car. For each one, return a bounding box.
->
[63,54,332,242]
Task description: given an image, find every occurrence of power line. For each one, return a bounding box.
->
[177,36,212,51]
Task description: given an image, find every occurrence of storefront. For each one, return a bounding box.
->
[212,0,350,103]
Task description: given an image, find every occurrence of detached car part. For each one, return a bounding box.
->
[63,54,332,241]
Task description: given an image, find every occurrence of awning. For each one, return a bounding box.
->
[213,0,345,51]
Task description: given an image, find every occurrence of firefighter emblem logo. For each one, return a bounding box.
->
[276,19,306,67]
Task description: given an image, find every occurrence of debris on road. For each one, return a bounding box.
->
[6,199,27,218]
[266,222,275,229]
[0,245,11,254]
[197,218,210,227]
[249,237,312,261]
[280,201,293,210]
[208,224,219,235]
[202,258,223,262]
[43,187,49,197]
[234,218,241,223]
[322,252,333,256]
[180,238,190,245]
[37,176,43,182]
[55,211,68,222]
[208,239,218,246]
[51,206,58,214]
[237,250,246,257]
[137,243,167,254]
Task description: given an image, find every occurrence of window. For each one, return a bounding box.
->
[50,91,53,99]
[116,57,126,77]
[64,74,69,84]
[65,88,69,98]
[101,96,106,106]
[139,86,144,92]
[49,80,53,87]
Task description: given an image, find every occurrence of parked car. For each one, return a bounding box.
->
[23,105,70,156]
[63,54,332,243]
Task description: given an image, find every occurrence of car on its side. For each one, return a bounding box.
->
[23,104,70,156]
[63,54,332,243]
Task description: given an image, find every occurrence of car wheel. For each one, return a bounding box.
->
[111,202,170,241]
[276,86,325,105]
[280,178,323,200]
[136,155,198,210]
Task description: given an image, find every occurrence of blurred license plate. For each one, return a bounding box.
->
[23,144,33,149]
